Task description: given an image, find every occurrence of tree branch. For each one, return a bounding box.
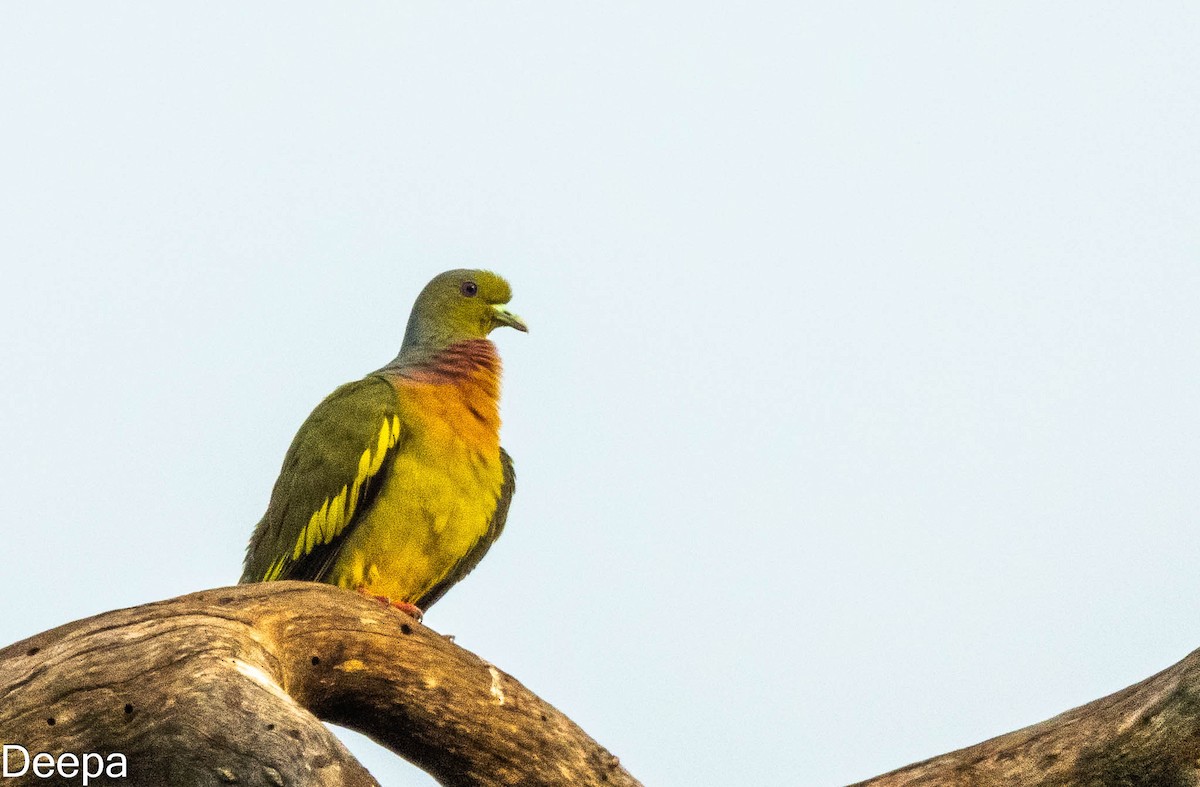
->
[0,582,640,787]
[14,581,1194,786]
[855,646,1200,786]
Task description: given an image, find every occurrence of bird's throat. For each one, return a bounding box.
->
[391,339,503,438]
[400,339,499,386]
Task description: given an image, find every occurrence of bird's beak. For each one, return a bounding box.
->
[492,304,528,333]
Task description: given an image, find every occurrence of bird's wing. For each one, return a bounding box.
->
[241,376,404,584]
[414,447,515,611]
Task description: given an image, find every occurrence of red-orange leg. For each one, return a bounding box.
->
[355,586,424,622]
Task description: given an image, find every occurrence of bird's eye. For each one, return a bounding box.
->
[460,281,478,297]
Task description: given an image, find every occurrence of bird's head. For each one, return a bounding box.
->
[400,269,527,356]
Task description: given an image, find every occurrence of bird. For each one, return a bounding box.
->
[240,269,526,620]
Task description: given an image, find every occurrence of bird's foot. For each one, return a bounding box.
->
[389,600,425,622]
[353,587,424,622]
[356,587,392,606]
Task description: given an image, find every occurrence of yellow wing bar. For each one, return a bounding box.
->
[265,414,403,580]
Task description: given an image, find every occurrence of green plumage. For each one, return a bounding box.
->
[240,269,525,614]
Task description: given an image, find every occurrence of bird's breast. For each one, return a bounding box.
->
[330,343,506,602]
[399,342,502,456]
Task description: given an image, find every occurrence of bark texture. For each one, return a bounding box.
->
[856,647,1200,786]
[11,580,1197,786]
[0,582,639,787]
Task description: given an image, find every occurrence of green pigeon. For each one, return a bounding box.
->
[240,269,526,619]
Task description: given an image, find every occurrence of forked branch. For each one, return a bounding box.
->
[0,582,639,787]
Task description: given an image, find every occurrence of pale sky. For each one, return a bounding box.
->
[1,4,1198,785]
